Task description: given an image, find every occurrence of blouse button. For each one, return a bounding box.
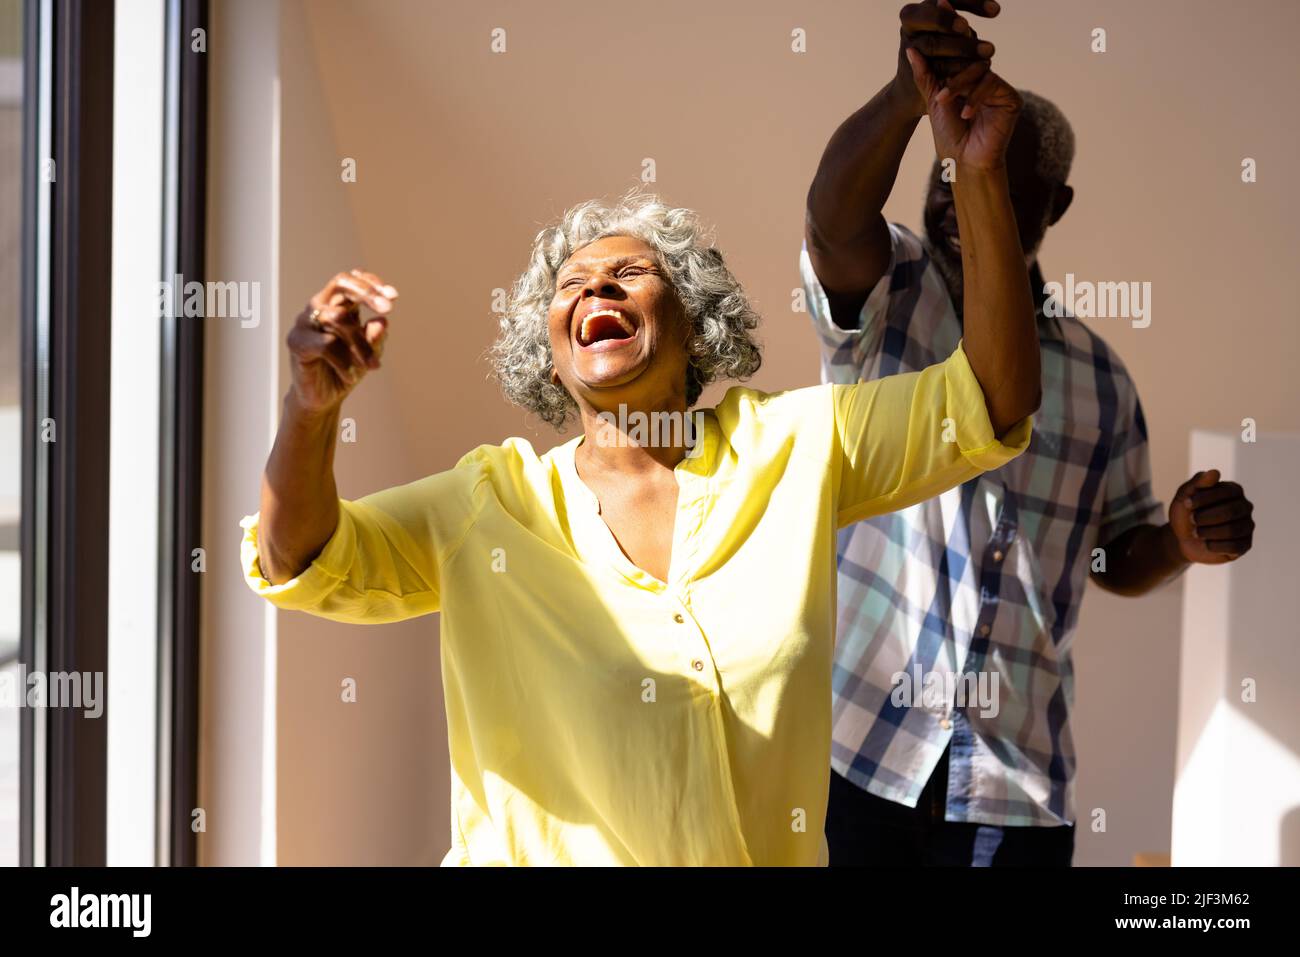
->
[992,549,1004,562]
[673,613,685,624]
[978,624,991,637]
[692,659,705,672]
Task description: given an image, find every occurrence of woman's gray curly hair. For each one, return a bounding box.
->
[489,191,763,429]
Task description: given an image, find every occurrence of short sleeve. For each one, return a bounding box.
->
[832,339,1032,527]
[1096,381,1164,545]
[799,222,932,385]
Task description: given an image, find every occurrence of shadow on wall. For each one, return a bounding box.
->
[1281,807,1300,867]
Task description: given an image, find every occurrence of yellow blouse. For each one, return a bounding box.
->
[240,341,1030,865]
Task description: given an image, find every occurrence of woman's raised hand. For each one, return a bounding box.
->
[904,42,1020,174]
[287,269,398,413]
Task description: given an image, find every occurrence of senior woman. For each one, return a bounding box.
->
[242,52,1039,865]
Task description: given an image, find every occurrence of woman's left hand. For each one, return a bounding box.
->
[904,43,1020,172]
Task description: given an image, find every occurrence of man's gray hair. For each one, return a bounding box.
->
[490,191,762,429]
[1019,89,1075,185]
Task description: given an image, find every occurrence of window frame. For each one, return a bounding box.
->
[18,0,207,868]
[156,0,207,868]
[19,0,116,867]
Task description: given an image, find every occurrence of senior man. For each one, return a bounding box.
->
[801,0,1255,866]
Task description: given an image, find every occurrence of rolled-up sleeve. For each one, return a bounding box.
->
[832,339,1031,527]
[240,460,482,623]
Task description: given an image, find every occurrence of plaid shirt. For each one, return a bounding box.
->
[801,223,1163,826]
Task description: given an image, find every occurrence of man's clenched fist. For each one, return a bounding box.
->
[1168,469,1255,565]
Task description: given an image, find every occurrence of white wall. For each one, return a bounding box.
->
[1173,430,1300,866]
[200,0,281,866]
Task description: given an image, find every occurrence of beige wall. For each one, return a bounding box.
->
[217,0,1299,865]
[275,0,446,866]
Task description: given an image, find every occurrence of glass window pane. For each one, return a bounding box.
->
[0,0,24,870]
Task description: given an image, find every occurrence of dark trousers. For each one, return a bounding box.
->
[825,747,1075,866]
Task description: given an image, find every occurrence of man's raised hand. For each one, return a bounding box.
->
[895,0,1000,115]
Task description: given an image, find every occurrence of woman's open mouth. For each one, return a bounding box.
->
[576,308,639,352]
